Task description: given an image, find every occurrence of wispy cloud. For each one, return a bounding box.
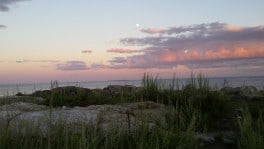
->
[0,0,30,11]
[107,48,142,54]
[140,28,165,34]
[90,63,105,69]
[109,57,126,65]
[14,59,60,63]
[187,57,264,69]
[0,24,6,28]
[109,22,264,70]
[56,61,89,71]
[81,50,92,54]
[16,60,23,63]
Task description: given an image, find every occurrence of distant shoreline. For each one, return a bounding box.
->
[0,76,263,97]
[0,75,263,86]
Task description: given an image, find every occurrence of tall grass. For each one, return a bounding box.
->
[236,104,264,149]
[140,73,231,130]
[141,73,162,102]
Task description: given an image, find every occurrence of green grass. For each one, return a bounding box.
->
[236,104,264,149]
[139,73,232,131]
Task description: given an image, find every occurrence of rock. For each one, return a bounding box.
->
[52,86,93,96]
[240,86,260,99]
[196,131,235,147]
[221,86,262,100]
[1,101,166,136]
[0,102,48,125]
[31,86,97,106]
[31,86,94,98]
[15,92,24,96]
[8,108,100,136]
[31,90,51,98]
[103,85,137,94]
[0,102,48,134]
[0,102,48,112]
[196,133,215,143]
[220,87,240,95]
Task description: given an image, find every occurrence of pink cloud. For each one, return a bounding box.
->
[160,45,264,63]
[56,61,89,71]
[109,23,264,70]
[107,48,142,54]
[224,25,242,32]
[141,28,165,34]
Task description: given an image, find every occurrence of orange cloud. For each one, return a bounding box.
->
[201,46,264,60]
[159,45,264,63]
[161,54,177,62]
[224,25,242,32]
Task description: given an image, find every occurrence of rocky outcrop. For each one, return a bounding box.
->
[0,102,49,134]
[221,86,263,100]
[103,85,138,94]
[31,86,93,98]
[240,86,260,99]
[31,85,139,99]
[0,101,166,136]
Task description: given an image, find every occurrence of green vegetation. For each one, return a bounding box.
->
[236,104,264,149]
[0,119,199,149]
[0,73,263,148]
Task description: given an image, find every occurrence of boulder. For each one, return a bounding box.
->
[196,131,235,148]
[220,87,240,95]
[103,85,137,94]
[31,86,94,98]
[240,86,259,99]
[221,86,262,100]
[15,92,24,96]
[1,101,166,136]
[31,90,51,98]
[0,102,49,134]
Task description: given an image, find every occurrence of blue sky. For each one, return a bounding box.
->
[0,0,264,83]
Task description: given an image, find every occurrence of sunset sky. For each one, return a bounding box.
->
[0,0,264,84]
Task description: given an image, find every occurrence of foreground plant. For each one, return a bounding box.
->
[236,105,264,149]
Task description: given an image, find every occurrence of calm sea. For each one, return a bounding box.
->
[0,76,263,97]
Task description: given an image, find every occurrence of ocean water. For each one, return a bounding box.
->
[0,76,263,97]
